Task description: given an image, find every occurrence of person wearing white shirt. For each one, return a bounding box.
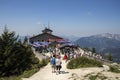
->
[55,55,62,75]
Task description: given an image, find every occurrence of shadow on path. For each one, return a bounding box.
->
[60,71,69,74]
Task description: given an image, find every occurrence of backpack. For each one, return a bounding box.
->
[51,57,56,65]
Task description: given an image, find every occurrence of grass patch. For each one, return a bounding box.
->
[67,57,102,69]
[0,76,21,80]
[109,65,120,73]
[68,73,80,80]
[89,75,98,80]
[84,73,107,80]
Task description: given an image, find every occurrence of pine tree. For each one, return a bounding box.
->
[92,48,96,53]
[107,53,113,61]
[0,27,39,76]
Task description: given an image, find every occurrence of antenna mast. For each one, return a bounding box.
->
[48,21,50,29]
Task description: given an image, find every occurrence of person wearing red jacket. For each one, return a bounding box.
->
[63,54,68,63]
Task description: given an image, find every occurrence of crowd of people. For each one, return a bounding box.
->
[32,42,104,75]
[49,45,104,74]
[49,46,77,75]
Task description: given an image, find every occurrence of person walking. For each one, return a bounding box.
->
[51,54,56,73]
[55,55,62,75]
[63,53,68,63]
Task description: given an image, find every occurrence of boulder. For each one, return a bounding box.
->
[103,65,110,71]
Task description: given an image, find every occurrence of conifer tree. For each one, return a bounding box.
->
[107,53,113,61]
[92,47,96,53]
[0,27,39,76]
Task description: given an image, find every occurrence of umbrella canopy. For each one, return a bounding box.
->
[32,42,44,47]
[59,42,78,49]
[31,41,52,48]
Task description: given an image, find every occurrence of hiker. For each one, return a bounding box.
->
[70,52,74,59]
[56,55,62,75]
[51,54,56,73]
[63,53,68,63]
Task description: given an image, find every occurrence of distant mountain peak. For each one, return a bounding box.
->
[92,33,120,41]
[75,33,120,63]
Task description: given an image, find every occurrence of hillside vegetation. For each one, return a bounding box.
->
[0,28,48,80]
[67,57,102,69]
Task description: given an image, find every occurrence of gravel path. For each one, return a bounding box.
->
[22,52,120,80]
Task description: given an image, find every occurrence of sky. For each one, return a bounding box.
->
[0,0,120,37]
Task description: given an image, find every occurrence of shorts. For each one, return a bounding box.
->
[56,65,61,70]
[51,64,56,68]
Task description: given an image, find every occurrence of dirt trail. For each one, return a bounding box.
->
[22,52,120,80]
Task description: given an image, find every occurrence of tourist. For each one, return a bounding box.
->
[63,53,68,63]
[56,55,62,75]
[51,54,56,73]
[70,52,74,59]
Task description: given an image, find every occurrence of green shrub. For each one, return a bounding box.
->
[0,58,49,80]
[89,75,98,80]
[0,29,41,77]
[0,76,21,80]
[109,66,120,73]
[22,58,49,78]
[39,59,49,67]
[84,73,107,80]
[0,28,49,78]
[67,57,102,69]
[68,73,80,80]
[89,74,107,80]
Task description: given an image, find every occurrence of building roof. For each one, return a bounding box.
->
[42,27,53,34]
[29,32,64,42]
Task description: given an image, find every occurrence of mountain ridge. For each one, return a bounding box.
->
[75,33,120,63]
[91,33,120,41]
